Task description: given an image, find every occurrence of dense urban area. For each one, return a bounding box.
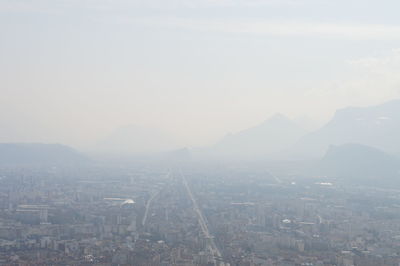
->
[1,162,400,266]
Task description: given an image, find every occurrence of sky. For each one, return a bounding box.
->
[1,0,400,149]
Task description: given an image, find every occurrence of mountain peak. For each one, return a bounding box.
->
[209,114,307,159]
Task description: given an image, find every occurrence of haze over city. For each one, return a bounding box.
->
[2,1,400,266]
[2,0,400,151]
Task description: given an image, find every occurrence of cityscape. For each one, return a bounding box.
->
[1,161,400,265]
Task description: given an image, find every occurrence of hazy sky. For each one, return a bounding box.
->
[1,0,400,148]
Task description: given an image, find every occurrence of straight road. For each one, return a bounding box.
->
[142,172,170,227]
[180,170,225,266]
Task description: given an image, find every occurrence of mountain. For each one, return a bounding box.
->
[0,143,88,165]
[95,125,179,155]
[292,99,400,158]
[208,114,307,160]
[318,143,400,183]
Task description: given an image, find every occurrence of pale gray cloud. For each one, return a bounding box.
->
[0,0,325,12]
[130,17,400,40]
[348,49,400,74]
[304,49,400,115]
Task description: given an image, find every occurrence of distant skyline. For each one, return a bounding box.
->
[1,0,400,149]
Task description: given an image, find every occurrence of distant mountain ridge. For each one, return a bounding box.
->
[316,143,400,187]
[209,114,307,159]
[0,143,88,165]
[292,99,400,158]
[319,143,400,178]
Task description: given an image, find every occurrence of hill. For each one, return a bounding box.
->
[318,143,400,182]
[208,114,307,160]
[0,143,88,165]
[292,99,400,158]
